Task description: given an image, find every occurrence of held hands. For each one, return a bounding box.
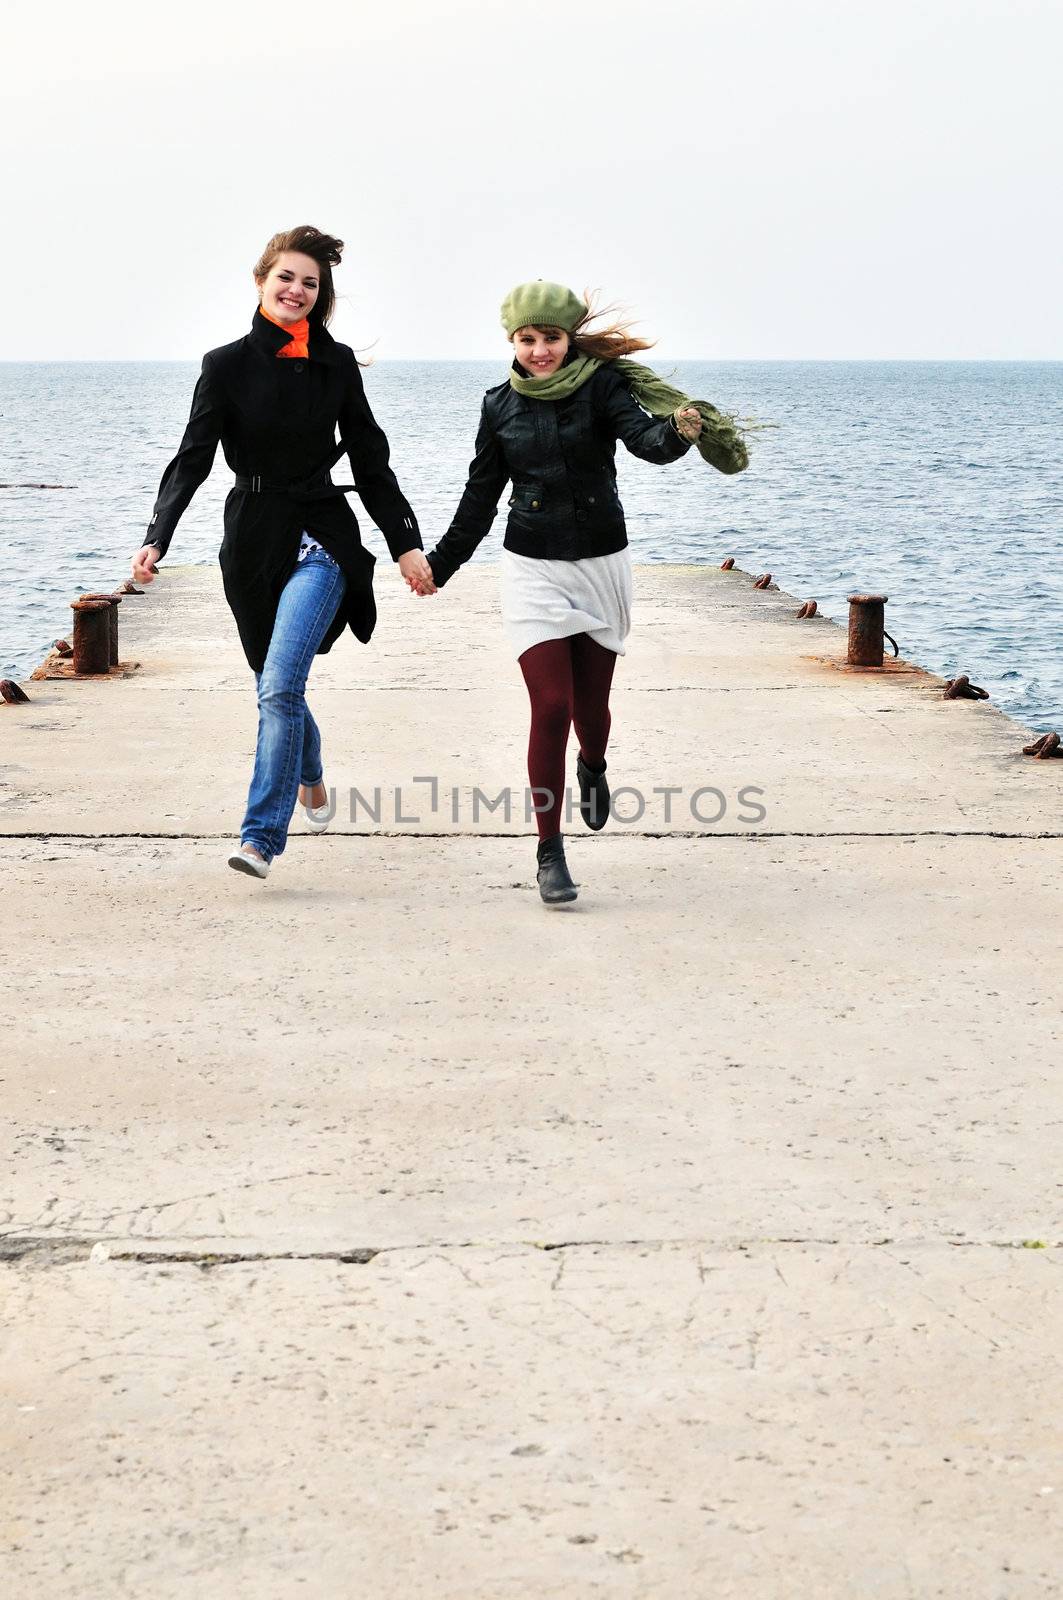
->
[399,549,437,597]
[132,544,161,584]
[673,406,703,443]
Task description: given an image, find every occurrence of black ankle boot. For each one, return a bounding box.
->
[536,834,578,905]
[576,754,610,831]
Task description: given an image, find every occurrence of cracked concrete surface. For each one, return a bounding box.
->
[2,565,1061,1597]
[5,1246,1061,1598]
[1,833,1061,1254]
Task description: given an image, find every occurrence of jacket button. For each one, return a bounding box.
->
[588,495,596,504]
[531,500,540,510]
[575,510,587,523]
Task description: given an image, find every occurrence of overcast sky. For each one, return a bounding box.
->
[5,0,1061,360]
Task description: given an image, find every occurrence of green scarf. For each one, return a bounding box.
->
[509,354,749,475]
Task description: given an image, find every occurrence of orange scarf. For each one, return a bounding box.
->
[259,304,310,358]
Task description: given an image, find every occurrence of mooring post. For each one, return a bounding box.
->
[78,593,122,667]
[847,593,889,666]
[70,598,112,675]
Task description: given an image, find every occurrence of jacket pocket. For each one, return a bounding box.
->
[507,484,546,514]
[573,474,623,526]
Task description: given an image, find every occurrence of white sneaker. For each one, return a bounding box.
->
[227,844,270,879]
[301,784,333,833]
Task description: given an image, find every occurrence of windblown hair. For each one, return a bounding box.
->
[571,289,655,361]
[519,289,655,362]
[253,225,344,327]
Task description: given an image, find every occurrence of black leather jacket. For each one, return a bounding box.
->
[427,362,691,586]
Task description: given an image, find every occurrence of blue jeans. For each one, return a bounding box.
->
[241,547,347,862]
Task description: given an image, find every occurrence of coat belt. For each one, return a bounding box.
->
[234,474,356,498]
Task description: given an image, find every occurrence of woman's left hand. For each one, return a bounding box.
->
[674,406,703,442]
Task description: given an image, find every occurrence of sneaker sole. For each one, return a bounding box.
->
[228,853,269,879]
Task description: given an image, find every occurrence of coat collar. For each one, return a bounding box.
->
[249,307,341,365]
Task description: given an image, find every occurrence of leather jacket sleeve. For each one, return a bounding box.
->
[597,367,692,464]
[427,400,510,587]
[145,355,222,557]
[339,355,422,560]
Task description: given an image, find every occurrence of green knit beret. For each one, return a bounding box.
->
[500,280,587,336]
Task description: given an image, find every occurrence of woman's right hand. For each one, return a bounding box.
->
[673,407,703,443]
[398,549,437,596]
[132,545,161,584]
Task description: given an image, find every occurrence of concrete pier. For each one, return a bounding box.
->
[2,564,1060,1598]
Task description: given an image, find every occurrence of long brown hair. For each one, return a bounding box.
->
[519,289,655,362]
[253,225,344,328]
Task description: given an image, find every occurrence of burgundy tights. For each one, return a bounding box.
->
[518,634,618,840]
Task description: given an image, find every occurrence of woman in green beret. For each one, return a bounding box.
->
[419,281,747,905]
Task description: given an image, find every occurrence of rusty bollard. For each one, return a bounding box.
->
[720,557,735,570]
[847,593,889,666]
[70,597,112,675]
[943,674,989,701]
[796,600,818,619]
[77,593,122,667]
[1022,732,1062,759]
[752,573,772,589]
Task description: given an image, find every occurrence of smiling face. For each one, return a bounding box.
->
[512,324,571,377]
[256,250,321,324]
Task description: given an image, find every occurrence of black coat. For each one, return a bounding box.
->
[147,311,421,671]
[427,362,690,586]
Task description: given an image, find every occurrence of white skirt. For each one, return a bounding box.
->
[500,547,633,660]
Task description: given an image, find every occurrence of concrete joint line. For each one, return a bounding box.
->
[3,829,1062,843]
[1,1234,1057,1270]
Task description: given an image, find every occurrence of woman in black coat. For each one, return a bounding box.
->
[131,224,432,880]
